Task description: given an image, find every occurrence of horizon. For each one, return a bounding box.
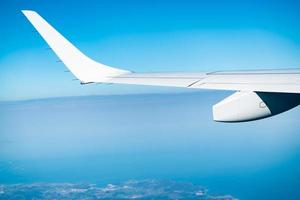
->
[1,92,300,200]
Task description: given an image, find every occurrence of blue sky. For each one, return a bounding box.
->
[1,0,300,100]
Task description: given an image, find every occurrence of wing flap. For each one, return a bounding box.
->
[109,72,206,87]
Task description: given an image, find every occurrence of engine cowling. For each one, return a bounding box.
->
[213,91,300,122]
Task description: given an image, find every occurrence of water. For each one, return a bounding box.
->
[1,92,300,199]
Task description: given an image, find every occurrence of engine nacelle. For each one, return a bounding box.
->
[213,91,300,122]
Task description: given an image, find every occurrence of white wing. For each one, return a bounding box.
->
[22,10,129,83]
[22,10,300,122]
[109,70,300,94]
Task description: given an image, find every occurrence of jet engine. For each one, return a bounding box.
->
[213,91,300,122]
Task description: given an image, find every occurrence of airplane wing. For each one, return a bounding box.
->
[109,69,300,94]
[22,10,300,122]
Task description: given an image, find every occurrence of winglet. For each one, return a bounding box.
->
[22,10,130,83]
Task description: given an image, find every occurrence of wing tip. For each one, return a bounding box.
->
[21,10,37,16]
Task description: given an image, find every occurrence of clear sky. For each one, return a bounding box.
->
[1,0,300,100]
